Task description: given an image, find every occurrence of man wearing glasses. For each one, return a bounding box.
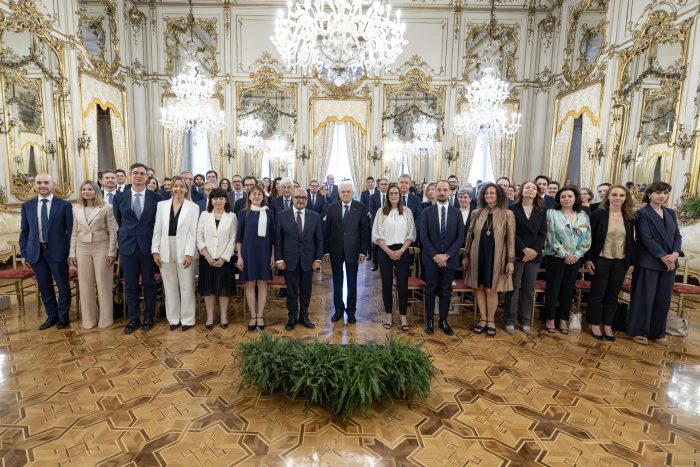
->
[113,163,163,333]
[306,180,327,221]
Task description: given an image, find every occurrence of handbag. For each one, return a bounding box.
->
[569,311,582,332]
[666,315,689,337]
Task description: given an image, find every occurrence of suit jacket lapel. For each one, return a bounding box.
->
[645,204,672,249]
[46,198,59,232]
[86,205,101,225]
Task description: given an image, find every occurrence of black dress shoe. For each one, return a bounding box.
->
[39,318,59,330]
[181,325,192,331]
[285,319,296,331]
[424,318,434,334]
[142,318,154,332]
[299,317,315,329]
[439,319,454,336]
[169,323,180,331]
[124,320,140,334]
[56,320,70,330]
[346,313,356,324]
[331,311,344,322]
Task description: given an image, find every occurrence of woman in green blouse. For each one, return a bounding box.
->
[544,186,591,333]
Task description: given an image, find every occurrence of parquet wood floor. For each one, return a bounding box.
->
[1,265,699,466]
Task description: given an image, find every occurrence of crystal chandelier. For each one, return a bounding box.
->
[238,116,264,154]
[266,134,294,172]
[270,0,407,86]
[160,2,224,136]
[384,134,405,162]
[409,116,438,155]
[452,1,521,140]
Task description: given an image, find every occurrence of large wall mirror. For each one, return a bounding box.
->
[165,9,218,77]
[236,66,297,178]
[463,23,518,83]
[563,0,608,90]
[611,10,690,187]
[382,69,445,182]
[77,0,120,80]
[0,1,72,200]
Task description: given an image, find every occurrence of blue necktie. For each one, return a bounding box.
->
[285,198,290,210]
[40,199,49,242]
[440,206,446,250]
[134,193,142,221]
[107,192,113,205]
[343,204,349,225]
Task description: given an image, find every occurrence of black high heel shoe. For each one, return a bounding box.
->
[485,321,497,337]
[473,320,487,334]
[256,317,265,331]
[248,316,257,332]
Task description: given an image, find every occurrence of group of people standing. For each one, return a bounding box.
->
[18,164,682,345]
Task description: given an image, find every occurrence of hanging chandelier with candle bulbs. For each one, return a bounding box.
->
[452,0,521,140]
[409,116,439,156]
[238,115,265,154]
[270,0,407,86]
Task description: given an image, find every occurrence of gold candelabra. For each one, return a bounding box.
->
[672,124,699,160]
[586,138,604,165]
[222,143,236,161]
[443,147,458,166]
[77,130,91,152]
[368,146,382,165]
[620,150,641,168]
[295,145,311,165]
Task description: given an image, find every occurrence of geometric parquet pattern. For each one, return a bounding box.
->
[1,266,699,466]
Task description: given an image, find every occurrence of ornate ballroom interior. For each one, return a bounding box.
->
[1,0,700,465]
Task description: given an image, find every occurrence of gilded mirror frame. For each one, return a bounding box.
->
[382,69,446,180]
[462,23,518,84]
[236,66,298,178]
[562,0,609,91]
[610,10,691,188]
[76,0,121,82]
[164,13,219,77]
[0,0,73,201]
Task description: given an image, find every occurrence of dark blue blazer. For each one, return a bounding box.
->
[326,184,340,204]
[368,191,385,217]
[544,195,556,210]
[403,193,423,228]
[510,203,547,263]
[190,187,204,202]
[360,189,376,208]
[270,196,293,216]
[324,200,370,261]
[113,188,162,255]
[419,203,465,269]
[275,208,323,271]
[306,193,327,219]
[19,197,73,264]
[197,198,208,213]
[232,197,246,215]
[634,204,682,271]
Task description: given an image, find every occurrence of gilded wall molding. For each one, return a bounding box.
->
[463,21,519,83]
[562,0,608,92]
[164,14,219,77]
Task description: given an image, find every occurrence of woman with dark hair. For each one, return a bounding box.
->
[196,188,236,330]
[372,183,416,331]
[463,183,516,337]
[584,185,636,341]
[501,181,547,336]
[543,185,591,333]
[262,177,272,197]
[146,177,159,192]
[219,178,232,192]
[627,181,681,345]
[236,185,275,331]
[270,177,283,199]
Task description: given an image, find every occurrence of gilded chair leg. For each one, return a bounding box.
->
[15,281,24,315]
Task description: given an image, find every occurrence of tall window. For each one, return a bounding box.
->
[183,131,211,176]
[325,123,355,190]
[467,134,494,184]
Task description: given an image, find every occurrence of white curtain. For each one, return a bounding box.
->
[110,110,127,171]
[167,130,184,176]
[208,132,221,177]
[85,107,98,180]
[344,121,366,187]
[489,137,513,179]
[579,115,599,188]
[552,118,574,184]
[311,123,334,182]
[456,134,477,185]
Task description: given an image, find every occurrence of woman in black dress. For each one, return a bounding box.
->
[196,188,237,330]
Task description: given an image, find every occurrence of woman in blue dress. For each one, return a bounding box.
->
[236,185,275,331]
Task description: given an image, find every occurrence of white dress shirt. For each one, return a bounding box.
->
[461,209,470,226]
[103,189,117,204]
[437,201,450,225]
[131,188,146,216]
[37,194,54,243]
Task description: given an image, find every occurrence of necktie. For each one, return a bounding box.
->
[285,198,290,210]
[296,210,303,235]
[381,194,385,207]
[134,193,142,221]
[107,192,113,205]
[311,195,315,207]
[40,199,49,243]
[440,206,446,235]
[343,204,349,225]
[404,195,408,206]
[117,186,122,193]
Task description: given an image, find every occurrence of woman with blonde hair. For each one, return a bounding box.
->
[69,180,118,329]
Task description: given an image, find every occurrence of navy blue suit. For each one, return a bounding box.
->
[402,193,423,241]
[270,196,293,217]
[326,184,340,204]
[275,208,323,321]
[113,188,162,321]
[368,191,387,260]
[628,204,682,339]
[232,197,246,215]
[197,198,208,213]
[190,187,204,202]
[544,195,556,210]
[19,196,73,322]
[420,203,465,321]
[306,192,327,220]
[360,189,376,208]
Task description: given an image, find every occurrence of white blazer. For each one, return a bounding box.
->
[196,211,236,260]
[151,198,199,263]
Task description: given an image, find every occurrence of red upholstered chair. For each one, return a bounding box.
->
[0,241,40,315]
[672,256,700,319]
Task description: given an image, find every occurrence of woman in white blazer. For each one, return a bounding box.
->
[151,176,199,331]
[196,188,237,330]
[69,180,118,329]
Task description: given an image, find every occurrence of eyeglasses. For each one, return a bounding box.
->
[293,196,308,200]
[131,171,147,176]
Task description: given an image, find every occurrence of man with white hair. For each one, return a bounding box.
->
[324,181,369,324]
[19,173,74,330]
[270,178,294,216]
[325,174,340,204]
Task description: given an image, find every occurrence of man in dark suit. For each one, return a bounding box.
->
[324,181,370,324]
[197,182,217,212]
[325,174,340,204]
[398,174,422,234]
[181,171,204,202]
[368,178,389,270]
[359,176,376,208]
[115,169,128,193]
[497,177,515,207]
[447,175,460,208]
[270,178,294,217]
[276,188,324,330]
[306,179,327,220]
[160,177,173,200]
[100,170,119,205]
[420,180,465,336]
[227,174,246,209]
[113,163,163,333]
[19,173,73,330]
[534,175,555,209]
[590,182,611,211]
[232,176,258,214]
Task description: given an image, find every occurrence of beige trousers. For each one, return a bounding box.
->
[76,239,114,329]
[159,237,196,325]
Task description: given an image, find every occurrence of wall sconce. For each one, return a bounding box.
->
[586,138,604,165]
[222,143,235,161]
[368,146,382,165]
[43,139,56,159]
[443,147,458,166]
[621,150,641,168]
[77,130,91,152]
[672,124,699,160]
[295,145,311,165]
